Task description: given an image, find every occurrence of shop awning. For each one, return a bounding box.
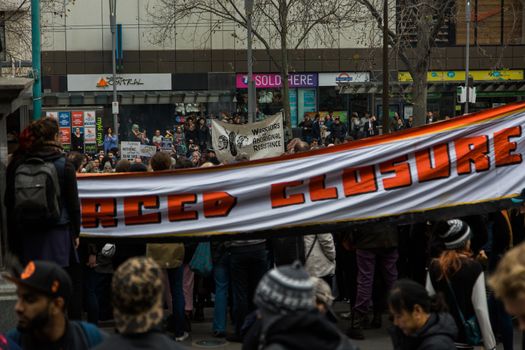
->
[0,77,33,115]
[337,80,525,94]
[42,90,234,106]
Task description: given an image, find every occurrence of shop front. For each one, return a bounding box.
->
[318,72,371,123]
[397,69,525,118]
[42,73,234,144]
[235,73,318,127]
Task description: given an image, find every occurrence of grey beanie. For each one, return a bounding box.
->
[438,219,472,250]
[254,261,315,315]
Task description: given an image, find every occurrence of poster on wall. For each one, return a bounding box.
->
[84,111,96,126]
[72,111,84,127]
[59,127,71,144]
[96,116,104,148]
[46,111,58,119]
[84,127,97,144]
[58,112,71,128]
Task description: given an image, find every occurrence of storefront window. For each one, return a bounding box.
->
[319,87,348,112]
[297,89,316,124]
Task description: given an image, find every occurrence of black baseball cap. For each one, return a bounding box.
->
[3,261,72,302]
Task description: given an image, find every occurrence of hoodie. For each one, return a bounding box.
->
[243,311,357,350]
[389,312,458,350]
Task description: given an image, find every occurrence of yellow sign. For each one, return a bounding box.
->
[398,70,524,82]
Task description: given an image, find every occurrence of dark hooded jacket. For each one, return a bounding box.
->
[389,312,458,350]
[243,311,357,350]
[5,142,80,266]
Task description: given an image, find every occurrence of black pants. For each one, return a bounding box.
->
[64,263,83,320]
[229,246,268,337]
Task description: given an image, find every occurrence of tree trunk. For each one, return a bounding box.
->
[411,69,428,126]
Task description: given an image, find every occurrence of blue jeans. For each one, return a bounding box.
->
[167,266,186,337]
[213,254,230,333]
[229,246,268,337]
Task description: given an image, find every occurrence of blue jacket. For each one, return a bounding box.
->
[104,134,118,153]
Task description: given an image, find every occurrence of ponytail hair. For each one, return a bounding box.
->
[18,117,59,152]
[388,279,447,314]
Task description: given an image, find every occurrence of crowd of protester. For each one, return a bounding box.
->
[297,110,446,147]
[3,116,525,350]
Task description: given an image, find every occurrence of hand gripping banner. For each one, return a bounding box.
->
[79,103,525,239]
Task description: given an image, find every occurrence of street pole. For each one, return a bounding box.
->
[245,0,256,123]
[382,0,389,133]
[31,0,42,120]
[465,0,471,114]
[110,0,119,136]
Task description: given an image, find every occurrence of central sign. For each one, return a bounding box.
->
[67,74,172,91]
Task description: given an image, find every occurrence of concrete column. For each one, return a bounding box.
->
[19,105,31,130]
[0,112,7,267]
[0,112,16,334]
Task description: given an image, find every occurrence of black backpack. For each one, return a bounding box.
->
[13,156,65,228]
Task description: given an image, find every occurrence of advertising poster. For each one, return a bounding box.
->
[59,127,71,144]
[84,111,96,126]
[46,111,58,119]
[72,111,84,127]
[96,116,104,148]
[58,112,71,128]
[84,127,97,144]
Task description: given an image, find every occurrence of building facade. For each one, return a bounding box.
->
[2,0,522,147]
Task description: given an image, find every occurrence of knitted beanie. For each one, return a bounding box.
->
[437,219,472,250]
[254,261,315,315]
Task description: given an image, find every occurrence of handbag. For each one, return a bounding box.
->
[189,241,213,277]
[445,277,482,346]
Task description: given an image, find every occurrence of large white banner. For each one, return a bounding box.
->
[79,103,525,239]
[211,113,284,163]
